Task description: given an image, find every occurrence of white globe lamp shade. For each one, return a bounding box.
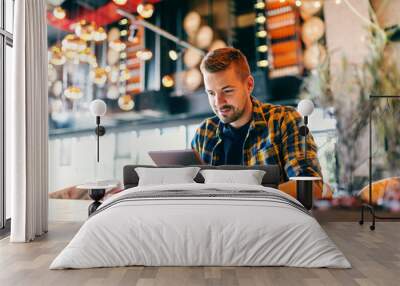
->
[297,99,314,117]
[90,99,107,117]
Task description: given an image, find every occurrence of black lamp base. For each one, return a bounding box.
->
[88,188,106,216]
[296,180,313,210]
[95,125,106,136]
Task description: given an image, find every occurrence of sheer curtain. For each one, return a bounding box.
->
[7,0,48,242]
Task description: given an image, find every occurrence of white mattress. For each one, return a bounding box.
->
[50,183,351,269]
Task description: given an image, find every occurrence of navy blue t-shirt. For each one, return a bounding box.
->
[219,121,251,165]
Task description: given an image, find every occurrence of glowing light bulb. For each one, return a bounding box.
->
[93,27,107,42]
[53,6,66,19]
[257,45,268,53]
[256,30,267,38]
[90,67,108,86]
[169,50,178,61]
[162,75,174,88]
[119,18,129,25]
[254,2,265,9]
[257,60,269,68]
[255,15,266,24]
[136,49,153,61]
[118,95,135,111]
[137,3,154,19]
[113,0,128,5]
[50,46,66,66]
[109,40,126,52]
[64,86,83,100]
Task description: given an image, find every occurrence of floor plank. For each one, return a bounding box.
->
[0,222,399,286]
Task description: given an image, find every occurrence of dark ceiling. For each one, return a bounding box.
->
[60,0,111,16]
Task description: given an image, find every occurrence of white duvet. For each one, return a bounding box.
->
[50,183,351,269]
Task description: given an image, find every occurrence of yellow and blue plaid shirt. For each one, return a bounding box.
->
[191,96,322,183]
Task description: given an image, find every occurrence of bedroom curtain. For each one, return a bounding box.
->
[7,0,48,242]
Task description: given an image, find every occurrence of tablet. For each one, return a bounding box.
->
[148,149,204,166]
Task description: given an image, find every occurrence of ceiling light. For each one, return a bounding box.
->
[88,54,98,67]
[295,0,302,7]
[93,27,107,42]
[137,3,154,19]
[120,69,131,81]
[118,95,135,111]
[79,47,95,63]
[335,0,342,4]
[257,45,268,52]
[50,46,66,66]
[62,34,87,52]
[136,49,153,61]
[254,1,265,9]
[113,0,128,5]
[257,60,269,68]
[168,50,178,61]
[255,15,266,24]
[256,30,267,38]
[109,40,126,52]
[64,86,83,100]
[90,67,108,86]
[162,75,174,88]
[53,6,66,20]
[119,18,129,25]
[73,20,96,41]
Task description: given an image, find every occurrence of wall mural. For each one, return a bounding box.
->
[46,0,400,222]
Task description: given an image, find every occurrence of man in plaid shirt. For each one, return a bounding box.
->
[191,47,322,183]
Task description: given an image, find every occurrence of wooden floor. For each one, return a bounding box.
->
[0,221,399,286]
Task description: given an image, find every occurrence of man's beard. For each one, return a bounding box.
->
[214,104,245,124]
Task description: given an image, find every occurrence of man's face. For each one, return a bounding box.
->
[203,66,254,124]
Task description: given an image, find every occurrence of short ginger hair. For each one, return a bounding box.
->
[200,47,251,80]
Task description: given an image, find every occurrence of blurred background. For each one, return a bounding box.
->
[5,0,400,221]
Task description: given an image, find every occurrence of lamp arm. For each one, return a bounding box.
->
[94,116,106,163]
[304,129,307,166]
[299,116,310,174]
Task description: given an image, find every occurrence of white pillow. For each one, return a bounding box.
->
[200,169,266,185]
[135,167,200,186]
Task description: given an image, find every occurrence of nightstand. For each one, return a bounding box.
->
[289,176,322,210]
[77,180,119,216]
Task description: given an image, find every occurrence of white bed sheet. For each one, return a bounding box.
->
[50,183,351,269]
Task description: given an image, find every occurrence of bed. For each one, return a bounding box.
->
[50,165,351,269]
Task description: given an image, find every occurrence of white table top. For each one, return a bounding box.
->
[77,179,119,190]
[289,176,322,181]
